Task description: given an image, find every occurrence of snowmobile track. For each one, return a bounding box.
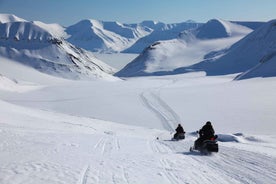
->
[140,91,180,131]
[159,158,182,184]
[150,139,173,154]
[79,166,90,184]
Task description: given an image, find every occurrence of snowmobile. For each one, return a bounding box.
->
[172,132,185,141]
[190,135,219,154]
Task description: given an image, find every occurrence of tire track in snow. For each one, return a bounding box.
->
[94,137,107,154]
[159,158,182,184]
[165,156,226,184]
[111,166,130,184]
[93,135,117,155]
[186,145,276,184]
[217,146,276,183]
[140,91,180,131]
[122,168,130,184]
[111,134,120,151]
[92,136,112,184]
[92,135,130,184]
[150,139,173,154]
[79,166,89,184]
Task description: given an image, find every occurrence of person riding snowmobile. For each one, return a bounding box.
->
[173,124,185,139]
[194,121,215,149]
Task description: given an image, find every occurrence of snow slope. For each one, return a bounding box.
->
[1,64,276,183]
[235,51,276,80]
[0,20,117,80]
[0,73,42,92]
[116,19,253,77]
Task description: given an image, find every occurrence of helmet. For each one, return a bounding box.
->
[206,121,211,125]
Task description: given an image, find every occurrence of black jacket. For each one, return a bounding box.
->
[199,124,215,138]
[176,125,185,134]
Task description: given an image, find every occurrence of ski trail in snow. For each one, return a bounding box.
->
[140,91,180,131]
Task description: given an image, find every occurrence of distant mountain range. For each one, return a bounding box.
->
[115,19,259,76]
[0,14,203,79]
[65,20,203,53]
[178,19,276,80]
[0,14,117,80]
[0,14,204,54]
[1,14,275,80]
[116,19,276,80]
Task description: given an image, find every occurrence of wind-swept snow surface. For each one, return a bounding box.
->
[1,68,276,183]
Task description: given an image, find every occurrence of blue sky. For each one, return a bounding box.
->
[0,0,275,26]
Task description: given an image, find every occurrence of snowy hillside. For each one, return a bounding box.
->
[122,21,202,53]
[179,19,276,78]
[0,20,117,80]
[116,19,254,77]
[66,19,151,53]
[0,73,42,92]
[235,51,276,80]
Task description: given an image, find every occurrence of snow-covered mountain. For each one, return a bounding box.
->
[0,14,201,54]
[116,19,257,77]
[66,19,152,53]
[122,21,202,53]
[179,19,276,79]
[193,19,253,39]
[0,19,117,80]
[65,19,202,53]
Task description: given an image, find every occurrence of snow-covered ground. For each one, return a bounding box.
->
[0,56,276,183]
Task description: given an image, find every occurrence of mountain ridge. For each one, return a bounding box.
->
[116,19,257,77]
[0,19,117,80]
